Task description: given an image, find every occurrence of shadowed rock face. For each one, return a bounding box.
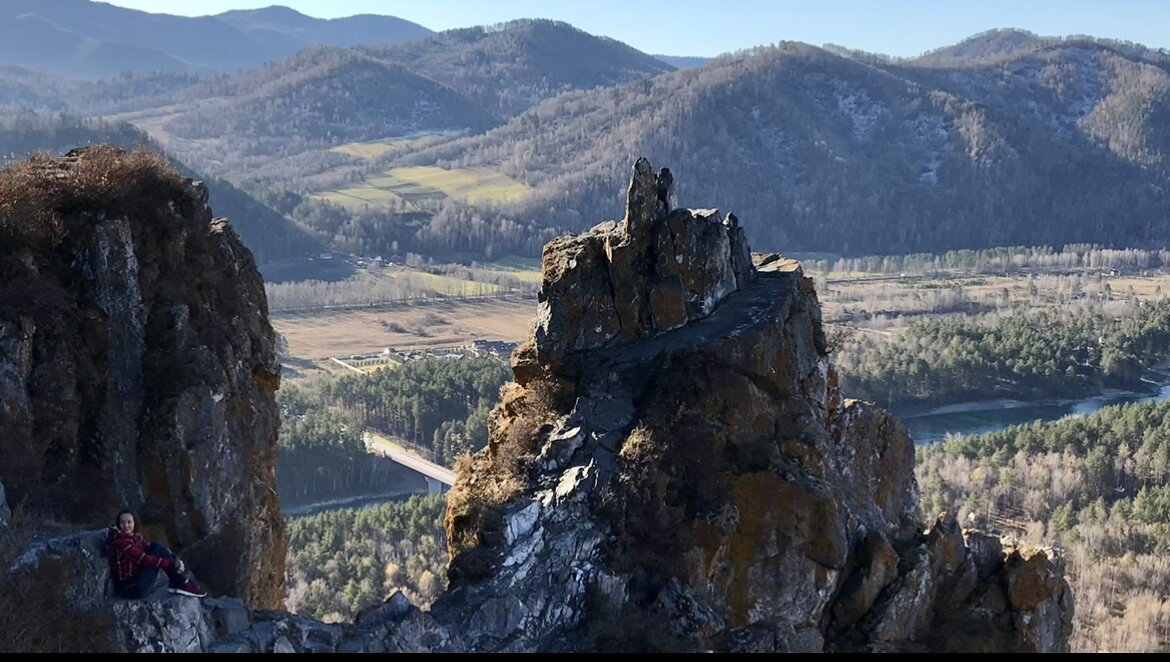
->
[1,155,1071,653]
[435,157,1073,652]
[0,147,283,609]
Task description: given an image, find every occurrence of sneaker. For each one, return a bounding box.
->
[169,578,208,598]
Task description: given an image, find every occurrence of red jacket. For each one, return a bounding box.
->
[106,527,171,585]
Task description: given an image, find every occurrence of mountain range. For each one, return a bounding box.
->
[0,3,1168,265]
[393,34,1170,257]
[0,1,431,77]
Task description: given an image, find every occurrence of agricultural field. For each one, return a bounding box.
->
[273,297,536,384]
[271,249,1170,385]
[317,185,408,210]
[329,134,453,160]
[264,262,533,312]
[310,165,531,211]
[382,268,506,296]
[813,267,1170,336]
[386,166,530,204]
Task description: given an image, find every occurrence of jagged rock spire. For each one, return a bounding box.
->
[528,158,755,382]
[2,157,1072,653]
[440,159,1073,652]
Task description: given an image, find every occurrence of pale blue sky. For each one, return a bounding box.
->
[102,1,1170,58]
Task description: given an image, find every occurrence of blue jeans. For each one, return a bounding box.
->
[119,542,185,599]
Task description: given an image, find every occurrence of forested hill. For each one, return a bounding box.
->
[0,0,431,78]
[356,19,677,120]
[0,65,204,117]
[909,28,1045,66]
[386,37,1170,258]
[0,114,320,265]
[7,22,1170,261]
[156,19,674,144]
[162,48,498,144]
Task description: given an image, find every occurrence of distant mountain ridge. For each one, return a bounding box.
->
[158,18,672,144]
[102,28,1170,262]
[68,19,682,187]
[357,19,676,120]
[2,10,1168,263]
[653,54,709,69]
[162,47,498,144]
[0,0,433,78]
[0,114,321,266]
[216,6,432,52]
[376,36,1170,258]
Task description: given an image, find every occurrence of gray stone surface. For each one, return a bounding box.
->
[0,158,1072,654]
[0,148,284,609]
[0,478,9,526]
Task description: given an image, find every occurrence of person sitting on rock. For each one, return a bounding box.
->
[106,509,207,599]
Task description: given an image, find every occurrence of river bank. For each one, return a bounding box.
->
[281,485,431,518]
[895,381,1170,445]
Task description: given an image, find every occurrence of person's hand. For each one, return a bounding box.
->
[174,559,186,575]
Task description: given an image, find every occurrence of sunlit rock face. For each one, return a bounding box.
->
[436,157,1073,653]
[1,154,1070,653]
[0,146,284,609]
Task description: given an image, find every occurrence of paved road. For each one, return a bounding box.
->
[364,429,456,486]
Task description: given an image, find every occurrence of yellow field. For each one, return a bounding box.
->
[363,363,396,375]
[311,165,531,211]
[1106,275,1169,299]
[331,142,397,159]
[318,185,409,210]
[363,175,443,205]
[477,269,544,284]
[383,269,505,296]
[273,298,536,384]
[329,134,449,160]
[490,256,541,269]
[387,167,531,204]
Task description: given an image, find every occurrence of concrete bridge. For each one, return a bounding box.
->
[363,429,455,493]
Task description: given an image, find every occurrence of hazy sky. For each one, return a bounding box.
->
[102,0,1170,58]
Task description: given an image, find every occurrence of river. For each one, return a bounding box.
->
[898,382,1170,445]
[281,382,1170,513]
[281,486,432,518]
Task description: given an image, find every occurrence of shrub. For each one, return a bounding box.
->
[0,145,185,250]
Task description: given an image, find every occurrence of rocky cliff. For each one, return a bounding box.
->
[0,147,284,611]
[430,157,1073,652]
[1,155,1070,653]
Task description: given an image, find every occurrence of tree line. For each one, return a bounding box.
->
[321,355,512,466]
[276,386,423,507]
[918,398,1170,651]
[837,299,1170,408]
[283,494,448,622]
[803,245,1170,278]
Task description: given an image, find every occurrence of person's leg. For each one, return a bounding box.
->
[146,542,186,587]
[121,566,161,599]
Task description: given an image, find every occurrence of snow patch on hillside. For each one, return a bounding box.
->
[909,112,951,184]
[834,84,886,140]
[740,105,802,179]
[804,74,887,141]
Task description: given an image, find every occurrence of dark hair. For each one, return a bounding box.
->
[113,509,136,531]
